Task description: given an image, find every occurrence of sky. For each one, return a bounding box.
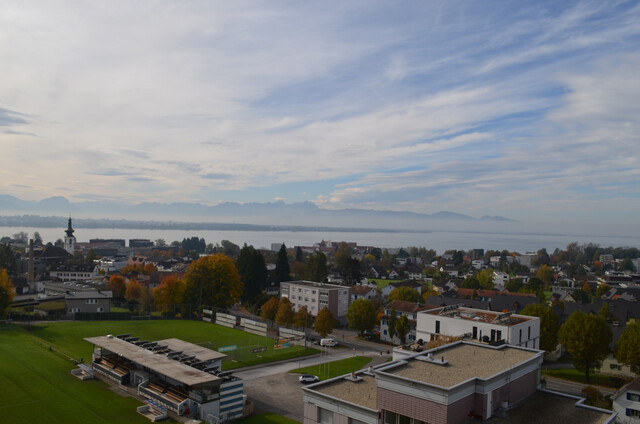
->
[1,1,640,230]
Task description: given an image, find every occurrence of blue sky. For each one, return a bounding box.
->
[1,1,639,229]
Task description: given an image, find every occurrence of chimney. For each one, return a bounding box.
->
[28,239,34,283]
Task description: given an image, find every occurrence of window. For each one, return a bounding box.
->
[435,320,440,334]
[312,290,316,294]
[349,419,366,424]
[519,329,522,343]
[611,364,622,371]
[528,326,531,339]
[384,411,397,424]
[627,391,639,401]
[626,408,640,417]
[97,307,104,312]
[318,407,333,424]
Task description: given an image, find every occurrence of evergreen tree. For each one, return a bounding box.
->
[304,252,327,282]
[275,244,291,283]
[237,244,268,303]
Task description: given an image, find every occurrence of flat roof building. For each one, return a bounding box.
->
[280,280,351,325]
[303,341,544,424]
[416,305,540,349]
[85,334,244,421]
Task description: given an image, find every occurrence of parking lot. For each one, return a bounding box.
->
[243,371,307,422]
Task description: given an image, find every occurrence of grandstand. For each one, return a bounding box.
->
[85,334,245,421]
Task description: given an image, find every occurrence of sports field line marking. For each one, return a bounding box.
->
[0,399,44,410]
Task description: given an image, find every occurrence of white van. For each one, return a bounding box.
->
[320,338,338,347]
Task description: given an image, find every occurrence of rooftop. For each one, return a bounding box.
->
[65,290,112,299]
[314,374,378,410]
[492,391,614,424]
[157,338,226,361]
[385,300,438,314]
[422,306,536,326]
[382,343,540,388]
[85,336,220,387]
[281,280,347,290]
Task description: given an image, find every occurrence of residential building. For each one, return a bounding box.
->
[612,376,640,423]
[493,271,509,288]
[518,252,537,268]
[65,290,112,317]
[302,341,545,424]
[351,285,377,302]
[280,280,351,325]
[416,305,540,349]
[49,264,96,282]
[380,300,438,344]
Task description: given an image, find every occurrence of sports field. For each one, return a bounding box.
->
[0,320,318,423]
[0,326,158,424]
[29,319,317,369]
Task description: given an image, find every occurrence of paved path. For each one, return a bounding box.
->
[544,376,616,397]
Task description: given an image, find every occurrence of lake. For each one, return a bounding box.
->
[2,226,640,253]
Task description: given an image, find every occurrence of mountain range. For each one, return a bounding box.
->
[0,195,516,232]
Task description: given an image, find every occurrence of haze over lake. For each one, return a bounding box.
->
[3,226,639,254]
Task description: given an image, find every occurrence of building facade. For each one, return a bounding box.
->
[280,280,350,325]
[65,290,112,317]
[416,305,540,349]
[380,300,438,345]
[302,341,544,424]
[613,377,640,423]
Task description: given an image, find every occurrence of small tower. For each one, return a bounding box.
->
[64,217,76,255]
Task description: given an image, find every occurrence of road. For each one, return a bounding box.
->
[236,345,388,423]
[544,376,616,397]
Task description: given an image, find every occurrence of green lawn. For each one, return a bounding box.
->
[290,356,372,380]
[27,320,318,369]
[0,326,162,424]
[237,412,300,424]
[542,368,629,388]
[369,279,401,289]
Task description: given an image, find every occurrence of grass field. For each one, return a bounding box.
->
[290,356,372,380]
[0,326,164,424]
[0,320,320,423]
[28,320,318,369]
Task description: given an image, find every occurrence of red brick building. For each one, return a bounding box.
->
[302,341,544,424]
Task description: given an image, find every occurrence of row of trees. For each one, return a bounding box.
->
[259,297,336,337]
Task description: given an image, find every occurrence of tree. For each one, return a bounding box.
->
[620,258,636,272]
[536,265,553,284]
[275,244,290,283]
[314,306,335,338]
[85,248,99,266]
[106,275,126,300]
[260,297,279,321]
[558,311,612,382]
[183,254,243,313]
[615,322,640,373]
[0,268,15,318]
[342,257,362,285]
[388,287,421,303]
[346,299,376,335]
[275,296,294,325]
[460,276,480,289]
[334,242,352,269]
[520,304,559,353]
[395,315,410,344]
[295,246,304,262]
[596,284,611,298]
[219,240,240,257]
[387,307,398,341]
[236,244,267,304]
[477,269,495,290]
[0,244,17,275]
[153,275,186,316]
[304,252,327,282]
[125,280,144,311]
[293,306,314,328]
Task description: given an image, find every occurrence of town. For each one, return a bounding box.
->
[1,220,640,423]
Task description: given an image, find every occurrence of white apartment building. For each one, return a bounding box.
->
[416,305,540,349]
[280,280,351,325]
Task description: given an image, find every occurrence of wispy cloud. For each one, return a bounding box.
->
[0,1,638,229]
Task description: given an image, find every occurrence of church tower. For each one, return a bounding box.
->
[64,217,76,255]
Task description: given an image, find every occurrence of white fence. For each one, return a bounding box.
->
[240,318,267,337]
[215,313,237,328]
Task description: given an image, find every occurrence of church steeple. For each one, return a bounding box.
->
[65,217,74,238]
[64,216,76,254]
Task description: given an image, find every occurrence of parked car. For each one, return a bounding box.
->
[299,374,319,384]
[320,338,338,347]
